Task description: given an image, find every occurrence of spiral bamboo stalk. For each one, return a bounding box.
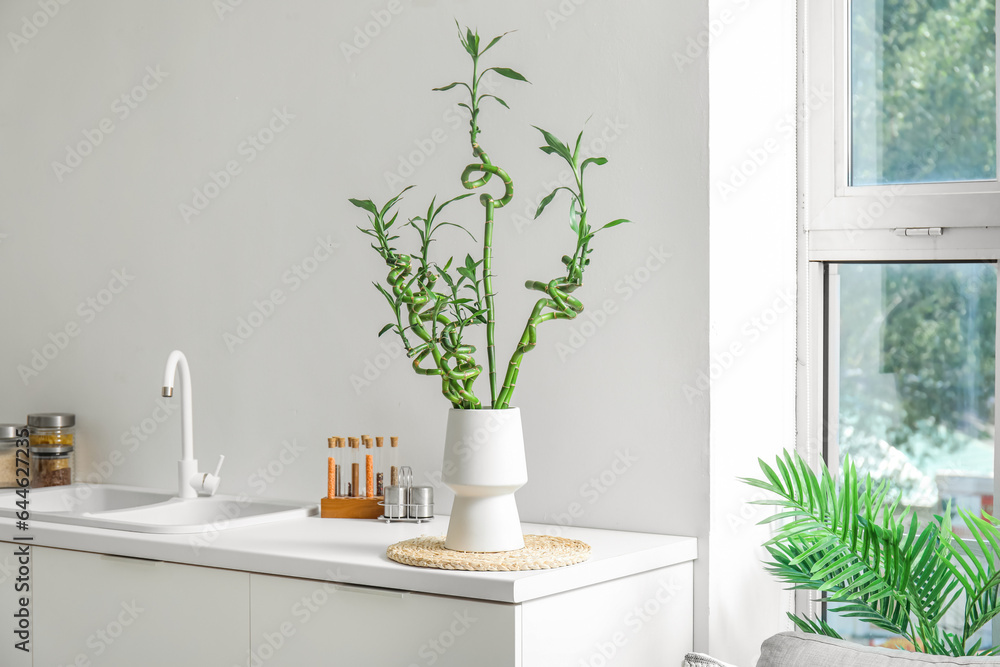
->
[351,24,629,412]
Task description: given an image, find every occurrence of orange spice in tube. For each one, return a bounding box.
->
[326,438,336,499]
[365,437,375,498]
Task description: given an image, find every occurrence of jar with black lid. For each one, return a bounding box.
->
[30,447,73,488]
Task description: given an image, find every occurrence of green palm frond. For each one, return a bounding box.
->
[744,450,1000,657]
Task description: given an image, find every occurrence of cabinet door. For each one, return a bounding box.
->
[250,572,518,666]
[0,546,31,667]
[521,562,694,667]
[34,546,249,667]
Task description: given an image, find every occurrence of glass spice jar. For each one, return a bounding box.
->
[30,447,73,488]
[27,412,75,449]
[0,425,26,489]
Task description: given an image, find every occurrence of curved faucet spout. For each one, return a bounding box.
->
[162,350,196,497]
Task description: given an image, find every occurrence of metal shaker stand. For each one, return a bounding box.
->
[378,466,434,524]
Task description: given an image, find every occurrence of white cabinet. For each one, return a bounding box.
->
[34,547,249,667]
[0,547,31,667]
[521,562,693,667]
[249,562,693,667]
[249,573,518,666]
[11,544,693,666]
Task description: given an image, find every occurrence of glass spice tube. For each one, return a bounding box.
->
[326,437,336,500]
[336,437,345,497]
[365,437,374,498]
[350,437,360,498]
[376,436,384,496]
[390,436,399,486]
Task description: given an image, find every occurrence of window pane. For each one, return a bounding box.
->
[831,262,997,647]
[851,1,997,185]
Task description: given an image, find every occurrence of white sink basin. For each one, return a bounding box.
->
[0,484,173,515]
[0,484,317,534]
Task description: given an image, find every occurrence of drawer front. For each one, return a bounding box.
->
[34,547,249,667]
[521,562,694,667]
[250,572,519,666]
[0,546,31,667]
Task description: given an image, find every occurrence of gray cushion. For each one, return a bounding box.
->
[685,653,739,667]
[757,632,1000,666]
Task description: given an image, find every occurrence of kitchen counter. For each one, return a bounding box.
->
[0,509,696,603]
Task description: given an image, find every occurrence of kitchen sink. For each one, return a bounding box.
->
[0,484,317,534]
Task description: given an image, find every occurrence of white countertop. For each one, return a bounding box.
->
[0,511,697,604]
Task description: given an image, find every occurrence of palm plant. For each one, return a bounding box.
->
[350,24,629,410]
[744,450,1000,657]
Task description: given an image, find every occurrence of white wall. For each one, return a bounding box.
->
[708,0,798,663]
[0,0,717,648]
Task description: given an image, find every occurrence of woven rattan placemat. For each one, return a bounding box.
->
[386,534,591,571]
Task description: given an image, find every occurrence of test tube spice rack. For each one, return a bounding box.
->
[321,435,399,519]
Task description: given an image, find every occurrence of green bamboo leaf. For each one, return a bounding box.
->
[433,81,469,93]
[480,31,512,54]
[569,199,582,234]
[581,156,608,173]
[480,94,510,109]
[432,221,477,241]
[595,218,632,233]
[532,126,572,160]
[488,66,529,83]
[433,192,475,219]
[465,27,478,55]
[378,323,395,337]
[349,198,378,215]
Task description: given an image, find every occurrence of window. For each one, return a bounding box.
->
[800,0,1000,649]
[826,261,997,646]
[850,1,997,186]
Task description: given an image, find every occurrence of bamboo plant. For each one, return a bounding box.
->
[744,450,1000,657]
[351,24,629,410]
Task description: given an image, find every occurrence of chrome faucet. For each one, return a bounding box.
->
[161,350,224,498]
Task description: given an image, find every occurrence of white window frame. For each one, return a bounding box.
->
[798,0,1000,626]
[802,0,1000,260]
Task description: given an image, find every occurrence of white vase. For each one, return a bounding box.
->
[441,407,527,552]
